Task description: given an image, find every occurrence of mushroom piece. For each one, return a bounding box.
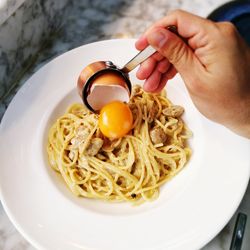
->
[71,126,89,149]
[86,138,104,156]
[163,105,184,118]
[150,127,167,145]
[148,104,158,123]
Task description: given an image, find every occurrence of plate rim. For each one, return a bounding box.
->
[0,38,250,250]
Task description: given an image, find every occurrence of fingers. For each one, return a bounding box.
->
[135,35,148,50]
[147,27,202,82]
[152,52,164,61]
[143,70,162,92]
[137,57,170,79]
[136,57,157,80]
[143,65,177,93]
[135,9,210,93]
[152,74,169,93]
[156,59,170,73]
[165,66,177,80]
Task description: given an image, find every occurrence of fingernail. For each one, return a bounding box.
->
[148,30,167,48]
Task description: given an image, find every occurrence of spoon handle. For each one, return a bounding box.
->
[121,45,156,73]
[121,25,185,74]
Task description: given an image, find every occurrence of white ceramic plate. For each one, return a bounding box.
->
[0,39,250,250]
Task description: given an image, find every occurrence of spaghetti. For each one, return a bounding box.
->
[47,85,192,203]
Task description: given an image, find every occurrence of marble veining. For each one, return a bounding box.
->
[0,0,69,119]
[0,0,250,249]
[0,0,26,26]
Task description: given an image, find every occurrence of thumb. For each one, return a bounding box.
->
[147,27,200,79]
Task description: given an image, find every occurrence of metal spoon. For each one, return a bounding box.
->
[77,25,180,112]
[121,45,156,73]
[121,25,182,73]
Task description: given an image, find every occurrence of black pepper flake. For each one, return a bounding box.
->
[131,193,136,198]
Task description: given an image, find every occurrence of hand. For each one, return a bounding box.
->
[135,10,250,138]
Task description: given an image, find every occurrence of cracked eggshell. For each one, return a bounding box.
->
[77,63,131,112]
[87,84,130,111]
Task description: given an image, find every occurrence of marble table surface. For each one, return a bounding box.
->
[0,0,26,26]
[1,0,250,249]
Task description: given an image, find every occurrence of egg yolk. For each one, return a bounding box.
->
[99,101,133,139]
